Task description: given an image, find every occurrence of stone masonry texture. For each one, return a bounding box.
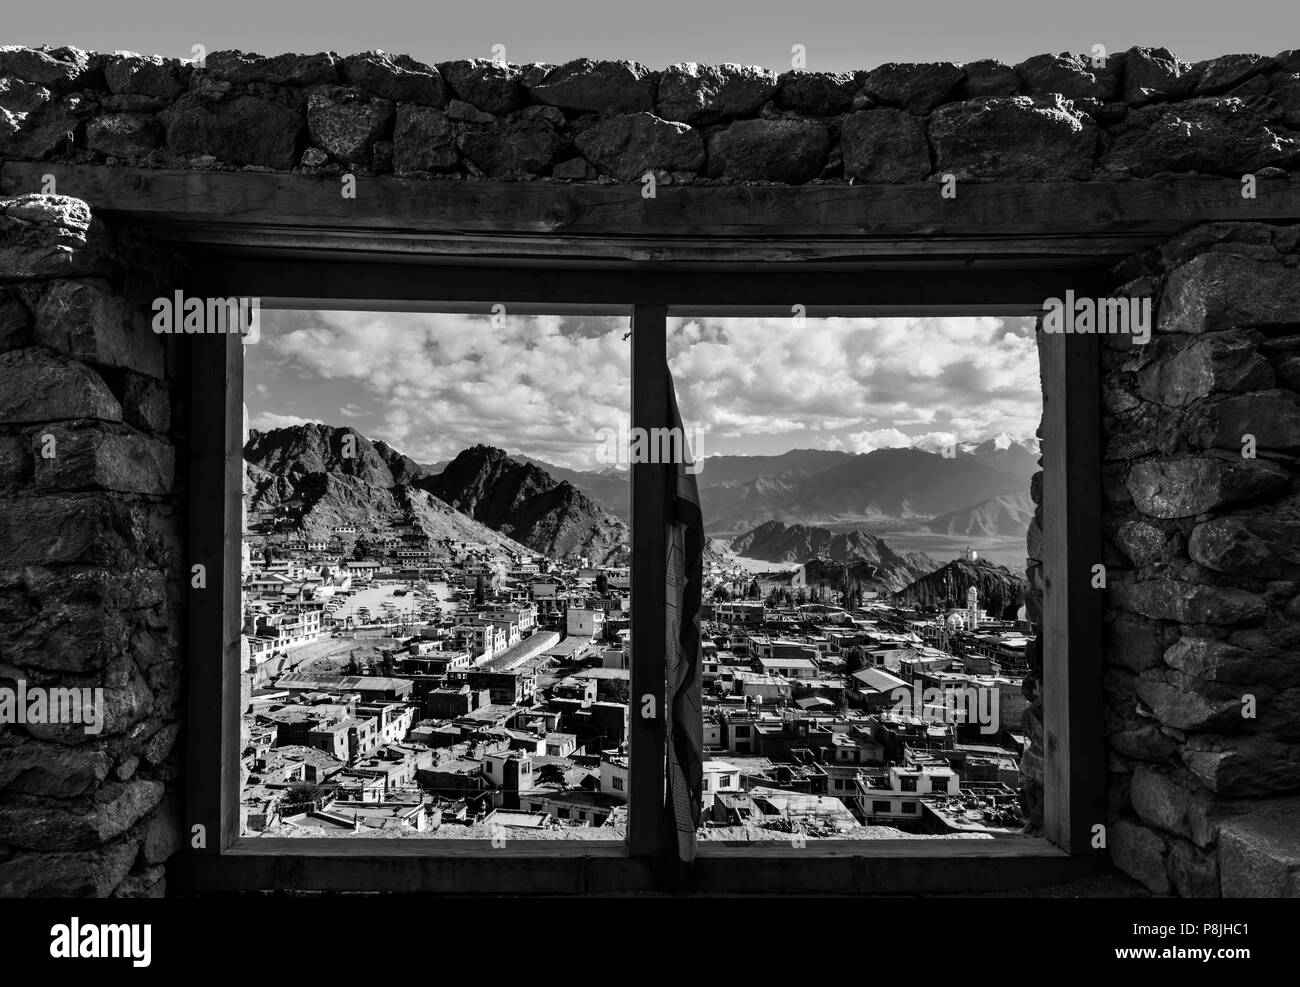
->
[0,192,186,898]
[1020,221,1300,897]
[3,42,1300,896]
[1,45,1299,183]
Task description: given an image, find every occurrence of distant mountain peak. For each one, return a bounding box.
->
[422,444,628,564]
[728,520,937,592]
[244,424,628,564]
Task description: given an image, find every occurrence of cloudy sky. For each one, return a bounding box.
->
[246,309,1040,471]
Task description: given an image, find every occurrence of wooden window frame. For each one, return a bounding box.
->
[176,267,1103,895]
[6,165,1289,894]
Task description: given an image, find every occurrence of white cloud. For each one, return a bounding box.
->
[668,315,1041,447]
[259,310,630,469]
[249,311,1041,468]
[844,428,912,453]
[911,432,960,453]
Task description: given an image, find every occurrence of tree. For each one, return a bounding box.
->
[474,573,486,606]
[279,784,326,816]
[713,585,731,602]
[595,571,609,595]
[747,579,761,599]
[352,541,367,561]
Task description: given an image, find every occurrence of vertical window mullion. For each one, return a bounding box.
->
[1041,331,1104,854]
[629,303,669,859]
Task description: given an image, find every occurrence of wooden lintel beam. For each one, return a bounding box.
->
[4,163,1298,246]
[186,256,1107,311]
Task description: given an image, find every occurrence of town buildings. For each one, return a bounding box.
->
[240,507,1029,841]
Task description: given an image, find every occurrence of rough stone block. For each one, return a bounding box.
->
[31,424,174,495]
[1192,53,1274,96]
[34,279,165,378]
[1165,636,1282,685]
[859,61,964,114]
[123,372,170,434]
[929,96,1098,180]
[1016,51,1118,102]
[954,59,1019,99]
[0,836,138,897]
[1136,670,1251,731]
[307,87,395,165]
[1183,735,1300,795]
[551,157,594,180]
[530,58,656,114]
[0,349,122,425]
[0,566,138,673]
[0,77,51,115]
[0,494,154,568]
[1168,839,1221,897]
[1122,46,1197,105]
[1271,73,1300,129]
[842,108,930,182]
[0,435,31,491]
[0,97,80,161]
[341,51,444,105]
[1110,724,1179,762]
[204,50,337,86]
[140,722,178,767]
[456,105,570,177]
[1217,796,1300,895]
[102,54,184,98]
[775,71,857,115]
[1126,455,1289,519]
[85,113,162,158]
[1107,613,1170,673]
[1192,390,1300,452]
[706,118,828,183]
[1115,519,1182,568]
[0,45,92,91]
[162,93,303,169]
[1109,818,1171,893]
[1189,516,1300,579]
[0,779,163,851]
[1136,330,1273,406]
[656,63,777,125]
[574,112,704,183]
[1130,764,1243,846]
[0,195,105,282]
[437,59,525,116]
[1103,97,1298,177]
[1111,576,1266,624]
[0,742,113,798]
[142,795,181,864]
[444,99,494,124]
[390,104,458,174]
[0,290,31,352]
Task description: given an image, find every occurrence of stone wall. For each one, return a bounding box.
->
[1020,227,1300,897]
[3,42,1300,897]
[1099,224,1300,896]
[1,45,1299,183]
[0,193,185,896]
